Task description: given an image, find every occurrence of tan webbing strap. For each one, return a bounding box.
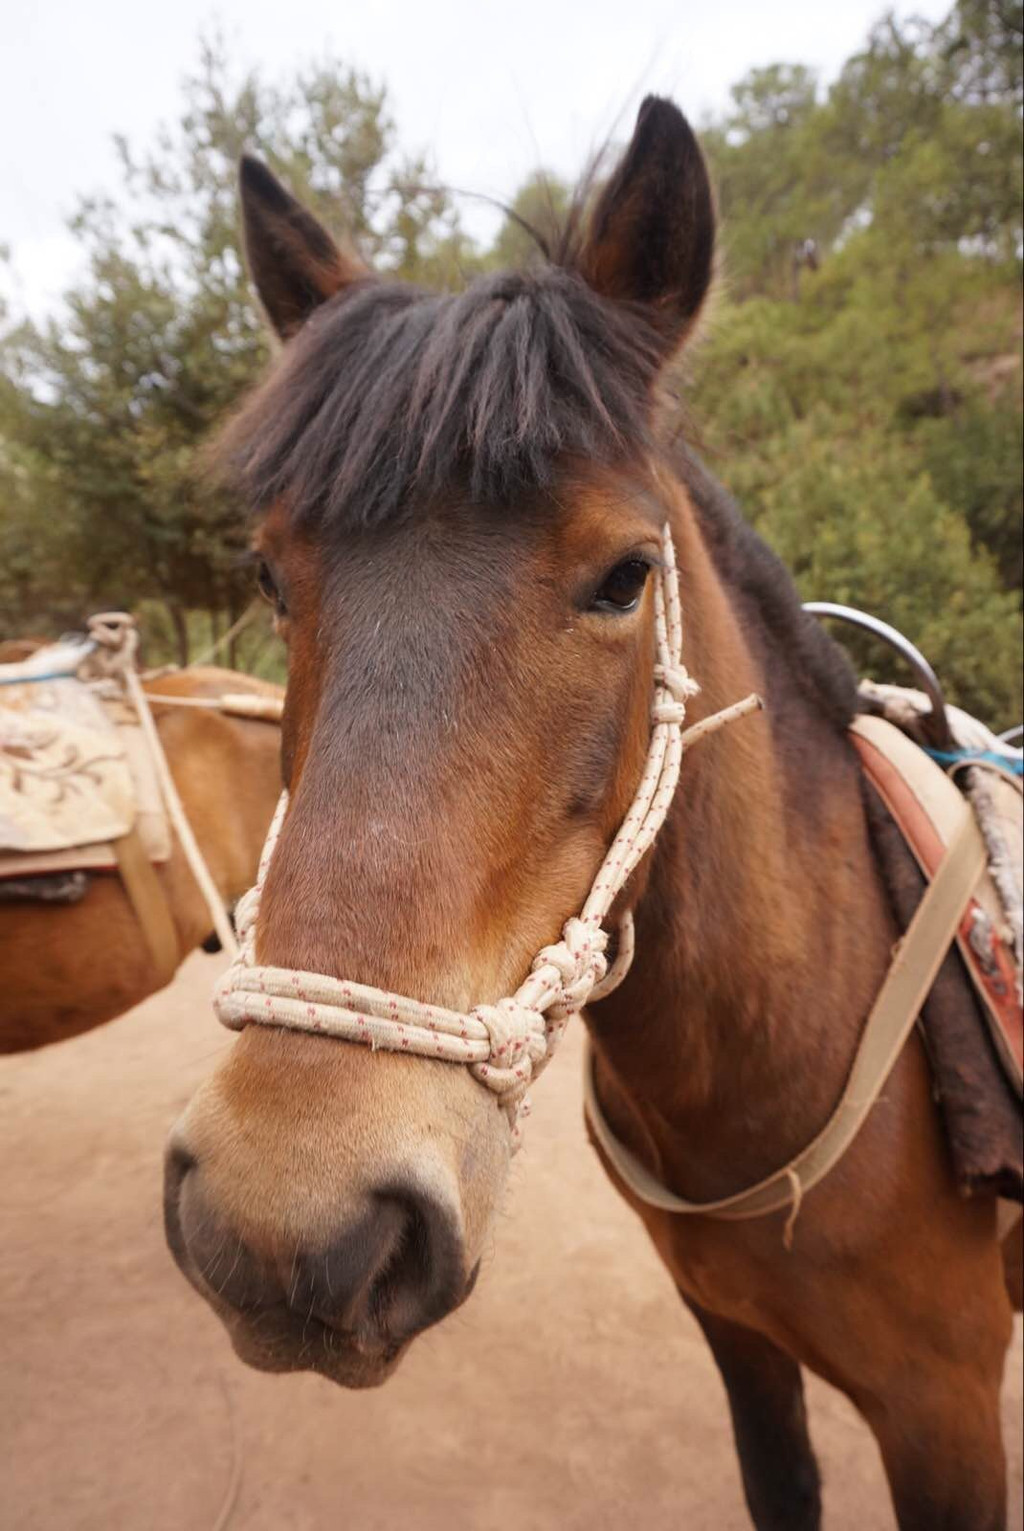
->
[218,693,284,723]
[142,691,285,723]
[583,804,988,1220]
[113,828,180,985]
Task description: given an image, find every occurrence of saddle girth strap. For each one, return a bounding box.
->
[113,828,180,986]
[583,802,987,1221]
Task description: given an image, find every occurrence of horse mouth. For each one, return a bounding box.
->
[224,1306,411,1389]
[221,1259,481,1386]
[165,1158,483,1388]
[166,1231,414,1388]
[166,1240,415,1387]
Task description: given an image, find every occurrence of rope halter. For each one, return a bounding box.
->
[213,526,762,1141]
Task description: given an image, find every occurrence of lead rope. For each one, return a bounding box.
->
[213,528,762,1142]
[86,614,240,959]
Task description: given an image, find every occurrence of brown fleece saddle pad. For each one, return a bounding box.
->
[855,687,1022,1095]
[855,684,1022,1206]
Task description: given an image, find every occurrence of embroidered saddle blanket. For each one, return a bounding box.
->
[0,641,171,878]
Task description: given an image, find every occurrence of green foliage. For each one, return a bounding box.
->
[0,2,1020,729]
[702,3,1023,298]
[486,170,571,270]
[0,38,480,658]
[691,0,1023,725]
[745,416,1021,720]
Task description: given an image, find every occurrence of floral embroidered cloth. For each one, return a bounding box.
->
[0,674,136,854]
[0,638,172,870]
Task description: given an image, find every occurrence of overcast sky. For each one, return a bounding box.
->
[4,0,951,318]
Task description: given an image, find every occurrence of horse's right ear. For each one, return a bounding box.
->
[577,97,715,357]
[239,156,367,339]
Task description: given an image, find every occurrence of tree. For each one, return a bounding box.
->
[0,40,479,658]
[487,170,571,270]
[1,4,1020,724]
[940,0,1024,106]
[689,0,1022,723]
[748,417,1022,722]
[701,3,1023,295]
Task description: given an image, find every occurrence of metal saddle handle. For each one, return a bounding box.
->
[803,603,954,751]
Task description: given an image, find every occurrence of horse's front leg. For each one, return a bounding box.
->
[683,1294,822,1531]
[857,1354,1008,1531]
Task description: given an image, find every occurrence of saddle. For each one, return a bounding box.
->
[0,642,171,876]
[0,636,178,976]
[855,683,1022,1095]
[855,682,1022,1206]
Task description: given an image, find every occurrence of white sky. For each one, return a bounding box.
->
[3,0,952,319]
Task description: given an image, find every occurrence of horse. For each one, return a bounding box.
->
[163,99,1020,1530]
[0,639,49,663]
[2,665,283,1052]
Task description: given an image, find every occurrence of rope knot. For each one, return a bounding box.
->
[652,662,700,725]
[86,612,140,680]
[468,999,546,1121]
[470,997,544,1074]
[533,917,608,1018]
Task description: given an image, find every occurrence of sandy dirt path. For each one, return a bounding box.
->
[2,951,1021,1531]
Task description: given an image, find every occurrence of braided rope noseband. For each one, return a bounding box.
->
[214,527,762,1141]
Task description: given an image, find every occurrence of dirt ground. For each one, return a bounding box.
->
[2,953,1021,1531]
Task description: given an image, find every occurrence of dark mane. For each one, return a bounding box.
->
[215,265,664,531]
[217,232,856,729]
[679,448,858,729]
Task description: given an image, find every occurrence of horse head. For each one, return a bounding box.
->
[165,96,716,1387]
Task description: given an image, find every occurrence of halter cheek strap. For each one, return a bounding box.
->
[213,526,762,1142]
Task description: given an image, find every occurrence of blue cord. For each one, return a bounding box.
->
[0,667,81,686]
[923,745,1024,777]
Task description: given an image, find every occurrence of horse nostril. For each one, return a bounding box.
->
[163,1137,198,1268]
[166,1139,197,1186]
[321,1188,464,1350]
[371,1195,446,1336]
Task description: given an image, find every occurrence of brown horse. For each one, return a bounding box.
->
[2,666,283,1051]
[164,100,1019,1529]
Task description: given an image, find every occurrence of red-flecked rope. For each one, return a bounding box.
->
[213,528,762,1138]
[86,613,240,959]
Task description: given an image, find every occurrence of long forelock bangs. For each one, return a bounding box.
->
[213,265,664,531]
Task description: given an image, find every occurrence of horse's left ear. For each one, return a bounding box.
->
[578,96,715,356]
[239,155,368,340]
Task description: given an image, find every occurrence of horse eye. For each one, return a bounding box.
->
[255,558,285,614]
[591,558,651,614]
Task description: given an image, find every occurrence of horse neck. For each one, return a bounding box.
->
[588,474,895,1199]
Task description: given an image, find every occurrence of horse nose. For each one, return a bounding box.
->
[164,1140,467,1364]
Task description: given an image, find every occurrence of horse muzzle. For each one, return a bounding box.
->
[163,1128,476,1388]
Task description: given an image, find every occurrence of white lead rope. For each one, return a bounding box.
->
[213,528,762,1139]
[87,614,240,959]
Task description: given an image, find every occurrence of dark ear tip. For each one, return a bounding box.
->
[239,153,289,209]
[239,152,267,184]
[637,94,678,122]
[635,95,700,154]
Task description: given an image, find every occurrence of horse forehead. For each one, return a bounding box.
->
[263,460,659,583]
[278,473,662,719]
[276,526,516,772]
